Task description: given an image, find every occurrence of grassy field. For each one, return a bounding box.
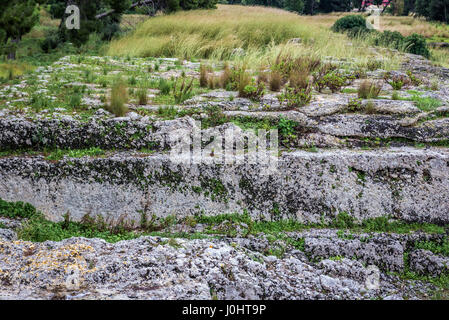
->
[108,5,405,69]
[108,5,449,68]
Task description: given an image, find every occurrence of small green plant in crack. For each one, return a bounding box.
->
[331,212,356,229]
[415,239,449,257]
[347,98,363,112]
[278,84,312,109]
[411,95,443,112]
[329,255,344,262]
[277,116,297,140]
[241,81,265,102]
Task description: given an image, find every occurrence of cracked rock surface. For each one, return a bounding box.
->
[0,235,439,300]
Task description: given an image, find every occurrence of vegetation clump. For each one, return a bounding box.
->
[107,78,129,117]
[358,80,382,99]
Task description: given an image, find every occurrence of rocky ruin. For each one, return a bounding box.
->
[0,51,449,300]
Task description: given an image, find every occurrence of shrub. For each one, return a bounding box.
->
[41,32,60,53]
[278,86,312,109]
[373,31,430,58]
[332,15,367,33]
[374,30,404,49]
[366,60,382,72]
[108,79,129,117]
[241,81,265,101]
[347,98,363,112]
[346,26,373,38]
[358,80,382,99]
[313,64,337,92]
[322,71,346,93]
[406,71,422,87]
[384,72,410,90]
[278,72,312,109]
[403,33,430,58]
[0,198,40,219]
[388,79,404,90]
[278,117,297,139]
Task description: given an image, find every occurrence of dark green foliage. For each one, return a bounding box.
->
[331,15,367,33]
[284,0,305,13]
[54,0,131,47]
[0,198,40,219]
[41,30,61,53]
[277,116,297,138]
[0,0,39,59]
[403,33,431,58]
[373,31,430,58]
[415,0,449,24]
[167,0,181,13]
[319,0,352,13]
[47,0,218,47]
[373,30,404,49]
[241,81,265,101]
[332,15,431,59]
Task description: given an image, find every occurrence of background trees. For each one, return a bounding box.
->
[415,0,449,24]
[38,0,218,53]
[0,0,40,59]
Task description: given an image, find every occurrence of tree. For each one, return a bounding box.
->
[414,0,429,18]
[319,0,352,13]
[284,0,305,13]
[388,0,403,15]
[47,0,218,47]
[428,0,449,24]
[415,0,449,23]
[0,0,39,60]
[303,0,317,14]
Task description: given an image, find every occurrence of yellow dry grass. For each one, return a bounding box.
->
[108,5,448,68]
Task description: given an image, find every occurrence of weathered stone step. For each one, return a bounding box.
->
[0,116,196,151]
[316,114,449,143]
[0,147,448,224]
[1,113,448,153]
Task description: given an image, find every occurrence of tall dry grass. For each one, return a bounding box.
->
[109,5,404,69]
[108,5,448,68]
